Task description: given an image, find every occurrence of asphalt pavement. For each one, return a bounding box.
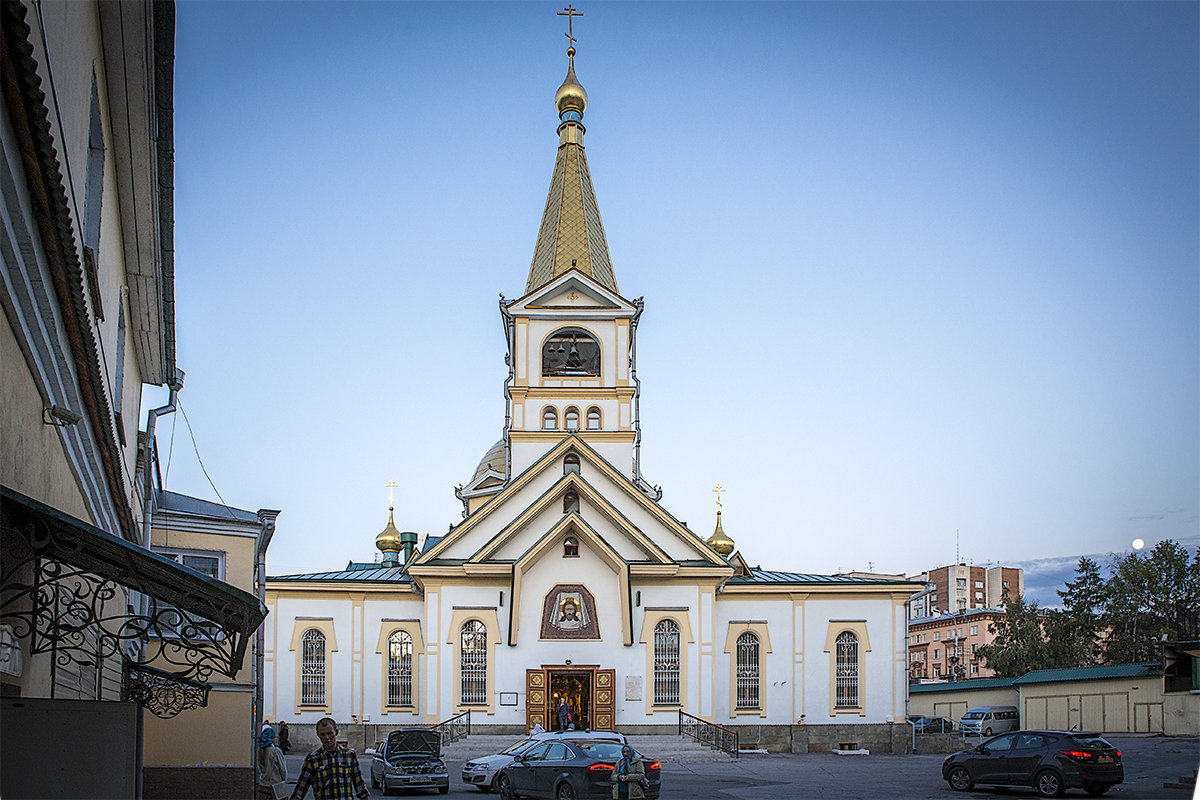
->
[277,733,1198,799]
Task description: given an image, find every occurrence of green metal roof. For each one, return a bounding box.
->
[1012,662,1161,685]
[910,677,1017,694]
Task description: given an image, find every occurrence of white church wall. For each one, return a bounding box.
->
[268,595,357,722]
[360,597,426,723]
[712,596,797,724]
[522,318,620,389]
[801,595,903,725]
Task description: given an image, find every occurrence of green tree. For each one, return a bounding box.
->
[975,591,1049,677]
[1044,556,1107,667]
[1103,541,1200,663]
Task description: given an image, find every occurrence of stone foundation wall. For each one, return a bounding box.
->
[284,721,917,755]
[790,723,912,754]
[142,766,253,800]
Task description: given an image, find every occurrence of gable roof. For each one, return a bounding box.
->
[727,568,926,587]
[415,434,727,569]
[1012,662,1162,685]
[509,269,634,315]
[269,559,412,583]
[909,677,1018,694]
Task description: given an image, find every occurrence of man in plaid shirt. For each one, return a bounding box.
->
[291,718,370,800]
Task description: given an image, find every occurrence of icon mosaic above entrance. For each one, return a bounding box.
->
[540,583,600,639]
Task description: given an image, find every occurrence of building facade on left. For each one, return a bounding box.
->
[1,2,270,798]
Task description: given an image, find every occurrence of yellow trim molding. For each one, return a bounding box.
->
[724,621,772,718]
[447,607,501,716]
[824,620,871,717]
[290,618,337,715]
[639,609,694,716]
[375,620,425,715]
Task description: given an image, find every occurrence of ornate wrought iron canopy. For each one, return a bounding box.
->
[1,486,267,687]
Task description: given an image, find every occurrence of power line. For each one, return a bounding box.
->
[178,399,232,512]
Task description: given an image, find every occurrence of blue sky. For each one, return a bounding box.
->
[154,1,1198,603]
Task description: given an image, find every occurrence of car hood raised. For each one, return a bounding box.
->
[386,729,441,756]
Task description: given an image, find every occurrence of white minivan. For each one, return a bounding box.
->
[958,706,1019,736]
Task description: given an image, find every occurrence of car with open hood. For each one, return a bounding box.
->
[370,728,449,795]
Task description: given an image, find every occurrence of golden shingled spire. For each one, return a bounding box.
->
[526,7,617,295]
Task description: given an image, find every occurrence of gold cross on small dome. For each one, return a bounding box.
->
[713,484,725,510]
[385,479,398,507]
[557,5,583,46]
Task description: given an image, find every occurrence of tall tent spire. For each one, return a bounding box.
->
[526,21,617,295]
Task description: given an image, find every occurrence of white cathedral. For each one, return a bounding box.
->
[264,39,920,753]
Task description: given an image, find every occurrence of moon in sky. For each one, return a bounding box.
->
[1132,538,1145,551]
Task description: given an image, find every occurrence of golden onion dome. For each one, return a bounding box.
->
[375,507,402,553]
[555,47,588,118]
[706,509,735,557]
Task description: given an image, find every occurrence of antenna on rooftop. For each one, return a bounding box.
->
[956,529,960,564]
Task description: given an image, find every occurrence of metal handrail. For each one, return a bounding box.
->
[435,710,471,745]
[677,710,739,758]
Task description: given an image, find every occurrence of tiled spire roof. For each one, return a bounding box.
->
[526,46,617,295]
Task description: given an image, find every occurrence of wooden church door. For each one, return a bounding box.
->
[525,668,547,732]
[592,669,615,730]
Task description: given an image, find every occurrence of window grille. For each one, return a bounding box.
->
[735,632,760,709]
[542,407,558,430]
[586,407,601,430]
[564,454,580,474]
[653,619,681,705]
[563,491,580,514]
[460,620,487,705]
[387,630,413,706]
[565,407,580,431]
[301,629,326,706]
[835,631,858,708]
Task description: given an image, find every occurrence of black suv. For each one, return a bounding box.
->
[942,730,1123,797]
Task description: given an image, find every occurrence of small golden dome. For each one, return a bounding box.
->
[706,509,735,557]
[555,47,588,118]
[375,507,402,553]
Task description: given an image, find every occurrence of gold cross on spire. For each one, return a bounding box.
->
[385,479,398,508]
[557,5,583,46]
[713,484,725,511]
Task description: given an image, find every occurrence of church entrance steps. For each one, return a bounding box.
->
[440,732,737,764]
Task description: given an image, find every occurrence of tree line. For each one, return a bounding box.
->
[975,540,1199,677]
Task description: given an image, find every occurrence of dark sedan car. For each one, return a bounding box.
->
[911,715,955,734]
[942,730,1123,797]
[498,738,661,800]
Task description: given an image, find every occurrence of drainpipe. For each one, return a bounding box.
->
[254,509,280,792]
[135,369,183,799]
[142,369,184,546]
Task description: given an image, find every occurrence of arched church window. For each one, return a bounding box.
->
[564,453,580,474]
[542,406,558,430]
[586,407,601,430]
[563,490,580,514]
[735,632,760,709]
[542,328,601,376]
[300,629,326,706]
[460,620,487,705]
[564,406,580,431]
[563,536,579,557]
[835,631,859,708]
[653,619,681,705]
[387,630,413,707]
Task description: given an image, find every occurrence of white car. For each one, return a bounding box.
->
[461,730,626,793]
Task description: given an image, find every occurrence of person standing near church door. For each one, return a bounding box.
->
[557,697,570,731]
